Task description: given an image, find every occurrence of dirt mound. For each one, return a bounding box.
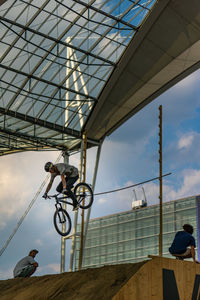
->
[0,262,146,300]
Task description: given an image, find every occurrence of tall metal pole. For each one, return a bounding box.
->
[78,131,87,270]
[60,151,69,273]
[158,105,163,256]
[83,141,103,246]
[69,140,102,271]
[68,141,84,272]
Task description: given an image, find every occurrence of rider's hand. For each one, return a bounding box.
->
[42,192,48,199]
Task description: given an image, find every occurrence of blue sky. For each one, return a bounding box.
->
[0,68,200,279]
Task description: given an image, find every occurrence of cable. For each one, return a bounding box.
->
[94,172,172,196]
[0,153,62,257]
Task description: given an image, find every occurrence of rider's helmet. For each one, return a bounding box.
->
[44,162,53,172]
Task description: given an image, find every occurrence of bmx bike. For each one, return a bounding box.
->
[46,182,93,236]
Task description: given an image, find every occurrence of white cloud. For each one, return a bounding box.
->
[165,131,200,171]
[47,263,60,272]
[34,239,44,247]
[93,168,200,216]
[39,263,60,274]
[97,198,107,204]
[174,169,200,198]
[178,134,194,149]
[176,70,200,89]
[143,168,200,205]
[0,267,13,280]
[0,220,6,231]
[0,151,59,230]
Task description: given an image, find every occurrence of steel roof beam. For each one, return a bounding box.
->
[0,16,115,66]
[0,128,66,150]
[71,0,138,30]
[0,107,100,146]
[0,106,81,138]
[0,63,96,100]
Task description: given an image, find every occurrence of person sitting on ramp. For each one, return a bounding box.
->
[169,224,199,263]
[13,249,39,278]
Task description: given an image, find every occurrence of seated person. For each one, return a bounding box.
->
[13,249,39,278]
[169,224,199,263]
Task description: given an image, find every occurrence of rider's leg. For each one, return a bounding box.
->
[56,181,63,193]
[56,182,70,196]
[65,175,79,207]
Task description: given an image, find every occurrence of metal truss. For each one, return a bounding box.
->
[0,0,157,154]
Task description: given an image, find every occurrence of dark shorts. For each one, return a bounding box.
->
[56,175,79,193]
[171,248,191,257]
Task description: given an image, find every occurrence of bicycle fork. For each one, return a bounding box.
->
[55,203,66,224]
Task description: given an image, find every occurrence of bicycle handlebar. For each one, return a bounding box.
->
[47,193,61,198]
[42,193,62,200]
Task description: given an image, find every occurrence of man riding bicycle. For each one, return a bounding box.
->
[43,162,79,210]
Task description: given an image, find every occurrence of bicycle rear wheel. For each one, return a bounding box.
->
[74,182,93,209]
[53,208,71,236]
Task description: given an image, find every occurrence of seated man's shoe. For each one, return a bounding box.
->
[176,256,184,260]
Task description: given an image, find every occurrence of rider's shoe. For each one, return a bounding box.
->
[63,191,70,197]
[73,203,80,211]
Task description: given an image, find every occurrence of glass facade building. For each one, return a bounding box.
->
[75,195,200,270]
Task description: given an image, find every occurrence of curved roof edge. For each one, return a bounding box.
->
[85,0,200,140]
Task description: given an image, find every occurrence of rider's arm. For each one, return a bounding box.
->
[33,262,38,267]
[191,245,199,263]
[45,177,54,194]
[45,182,52,194]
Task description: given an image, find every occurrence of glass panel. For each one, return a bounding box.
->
[75,196,197,270]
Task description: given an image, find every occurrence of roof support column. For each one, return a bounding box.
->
[68,139,103,271]
[78,131,87,270]
[83,140,103,250]
[68,138,85,271]
[158,106,163,256]
[60,150,69,273]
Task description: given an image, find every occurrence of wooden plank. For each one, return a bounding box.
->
[113,257,200,300]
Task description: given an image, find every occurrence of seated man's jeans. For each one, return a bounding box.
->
[15,265,35,278]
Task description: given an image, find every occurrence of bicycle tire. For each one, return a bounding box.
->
[53,208,72,236]
[74,182,93,209]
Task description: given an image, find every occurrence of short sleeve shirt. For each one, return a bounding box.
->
[169,231,196,254]
[13,256,37,277]
[50,163,79,183]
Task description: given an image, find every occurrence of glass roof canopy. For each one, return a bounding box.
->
[0,0,157,156]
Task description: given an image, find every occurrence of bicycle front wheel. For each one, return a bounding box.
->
[53,208,71,236]
[74,182,93,209]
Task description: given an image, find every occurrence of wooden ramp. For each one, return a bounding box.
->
[1,257,200,299]
[112,256,200,300]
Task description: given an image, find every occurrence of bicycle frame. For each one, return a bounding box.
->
[48,182,93,237]
[48,182,92,212]
[51,194,74,207]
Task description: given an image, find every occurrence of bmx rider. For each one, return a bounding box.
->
[43,162,79,210]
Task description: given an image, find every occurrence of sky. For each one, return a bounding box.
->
[0,68,200,280]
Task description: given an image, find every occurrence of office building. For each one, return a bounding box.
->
[75,195,200,270]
